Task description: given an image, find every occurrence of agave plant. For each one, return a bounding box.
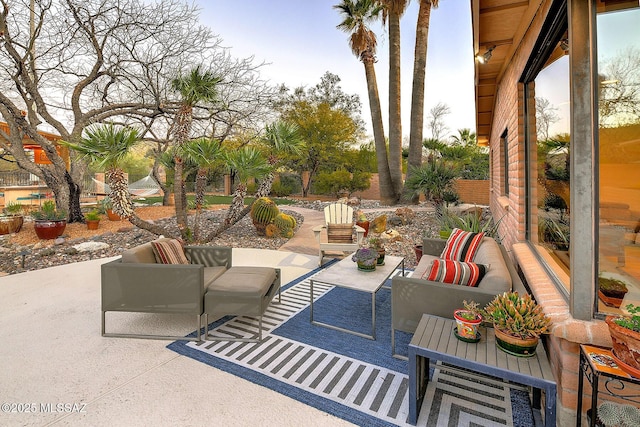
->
[483,292,551,340]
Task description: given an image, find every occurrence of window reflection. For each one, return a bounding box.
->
[597,4,640,315]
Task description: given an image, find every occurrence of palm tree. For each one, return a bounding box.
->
[66,124,138,219]
[451,128,477,146]
[379,0,409,201]
[255,120,305,197]
[405,0,440,201]
[334,0,396,205]
[170,66,220,237]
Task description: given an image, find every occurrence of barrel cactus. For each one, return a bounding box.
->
[274,213,296,238]
[250,197,279,235]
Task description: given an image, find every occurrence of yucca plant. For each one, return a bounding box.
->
[483,292,551,340]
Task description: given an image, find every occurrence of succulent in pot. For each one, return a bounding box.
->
[606,304,640,376]
[352,247,379,271]
[0,201,25,235]
[598,276,629,308]
[453,300,483,342]
[368,236,385,265]
[32,200,67,239]
[85,209,101,230]
[483,292,551,357]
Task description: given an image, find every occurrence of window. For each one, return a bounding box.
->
[500,130,509,196]
[596,2,640,315]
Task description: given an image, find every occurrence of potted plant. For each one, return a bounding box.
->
[352,248,379,272]
[606,304,640,376]
[598,276,629,308]
[101,197,122,221]
[483,292,551,357]
[32,200,67,240]
[0,201,24,235]
[453,300,483,342]
[368,236,385,265]
[85,209,101,230]
[355,210,370,237]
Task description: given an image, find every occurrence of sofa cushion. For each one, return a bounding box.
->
[473,237,512,292]
[441,228,485,262]
[203,266,228,287]
[151,238,189,264]
[413,253,439,279]
[207,267,277,298]
[422,259,488,287]
[121,242,157,263]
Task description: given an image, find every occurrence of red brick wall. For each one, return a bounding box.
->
[453,180,489,205]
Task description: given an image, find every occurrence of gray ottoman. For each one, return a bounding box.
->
[204,266,281,342]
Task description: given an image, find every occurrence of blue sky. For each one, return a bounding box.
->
[195,1,475,141]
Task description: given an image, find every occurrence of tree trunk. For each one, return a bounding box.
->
[173,158,188,236]
[66,172,84,223]
[255,173,275,198]
[404,0,432,203]
[363,54,395,206]
[388,12,403,201]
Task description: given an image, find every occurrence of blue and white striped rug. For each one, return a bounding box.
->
[168,266,534,427]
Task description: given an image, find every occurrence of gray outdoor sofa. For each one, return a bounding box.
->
[391,236,526,353]
[101,241,280,342]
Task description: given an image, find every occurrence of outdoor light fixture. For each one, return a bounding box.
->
[476,46,495,64]
[560,38,569,53]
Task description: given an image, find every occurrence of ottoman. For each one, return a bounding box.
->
[204,266,281,342]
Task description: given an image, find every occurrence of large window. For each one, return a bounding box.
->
[526,38,571,293]
[596,3,640,315]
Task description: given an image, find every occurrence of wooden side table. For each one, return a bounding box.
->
[576,344,640,427]
[408,314,557,426]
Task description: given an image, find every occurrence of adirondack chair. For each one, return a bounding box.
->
[313,203,365,266]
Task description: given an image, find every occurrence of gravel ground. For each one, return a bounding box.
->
[0,200,439,275]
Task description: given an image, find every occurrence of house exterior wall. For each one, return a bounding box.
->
[483,1,627,424]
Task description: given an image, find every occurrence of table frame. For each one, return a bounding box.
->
[408,314,557,426]
[576,344,640,427]
[309,255,404,340]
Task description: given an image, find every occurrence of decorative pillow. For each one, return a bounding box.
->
[327,223,354,243]
[421,258,488,287]
[151,238,189,264]
[440,228,485,262]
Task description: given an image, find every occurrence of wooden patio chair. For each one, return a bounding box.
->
[313,203,365,266]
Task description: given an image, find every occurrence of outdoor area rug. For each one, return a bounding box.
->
[168,265,535,427]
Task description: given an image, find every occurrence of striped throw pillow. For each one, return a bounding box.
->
[151,238,189,264]
[440,228,485,262]
[421,259,488,287]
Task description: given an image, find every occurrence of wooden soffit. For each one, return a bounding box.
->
[471,0,543,145]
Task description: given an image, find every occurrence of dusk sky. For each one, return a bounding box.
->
[195,0,476,141]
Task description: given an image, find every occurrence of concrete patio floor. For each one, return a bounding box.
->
[0,248,356,427]
[0,204,362,426]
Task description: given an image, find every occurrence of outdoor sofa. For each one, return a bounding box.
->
[391,236,527,344]
[101,240,280,342]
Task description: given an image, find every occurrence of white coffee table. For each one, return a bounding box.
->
[309,254,405,340]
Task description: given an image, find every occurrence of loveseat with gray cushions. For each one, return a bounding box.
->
[391,236,526,353]
[101,240,280,342]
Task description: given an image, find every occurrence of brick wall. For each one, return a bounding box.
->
[453,180,489,205]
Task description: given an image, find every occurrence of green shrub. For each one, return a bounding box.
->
[314,170,371,197]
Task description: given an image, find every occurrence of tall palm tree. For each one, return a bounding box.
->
[379,0,409,201]
[404,0,439,201]
[170,66,220,237]
[451,128,477,146]
[255,120,305,197]
[334,0,396,205]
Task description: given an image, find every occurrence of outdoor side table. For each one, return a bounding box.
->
[408,314,557,426]
[576,344,640,427]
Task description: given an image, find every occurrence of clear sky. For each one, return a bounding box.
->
[195,0,475,142]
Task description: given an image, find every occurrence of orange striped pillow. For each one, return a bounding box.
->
[422,259,488,287]
[151,239,189,264]
[440,228,485,262]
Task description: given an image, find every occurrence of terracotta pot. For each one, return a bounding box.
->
[34,219,66,240]
[454,309,482,340]
[494,326,539,357]
[356,220,370,237]
[86,219,100,230]
[106,209,122,221]
[0,215,24,235]
[606,316,640,375]
[414,245,423,262]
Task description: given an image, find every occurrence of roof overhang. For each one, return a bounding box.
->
[472,1,541,146]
